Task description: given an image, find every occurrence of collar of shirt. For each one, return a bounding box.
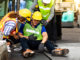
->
[29,22,40,28]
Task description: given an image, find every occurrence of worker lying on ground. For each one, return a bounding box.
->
[18,11,69,58]
[0,8,32,52]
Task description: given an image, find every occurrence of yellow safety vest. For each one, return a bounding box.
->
[0,11,18,38]
[38,0,54,20]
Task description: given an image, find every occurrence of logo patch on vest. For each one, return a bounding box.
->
[26,29,39,34]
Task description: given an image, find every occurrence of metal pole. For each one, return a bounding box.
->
[12,0,15,11]
[17,0,20,11]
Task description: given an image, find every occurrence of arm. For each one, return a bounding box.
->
[38,30,48,52]
[41,32,48,44]
[47,5,54,23]
[18,32,28,39]
[3,21,16,36]
[41,26,48,43]
[30,0,38,12]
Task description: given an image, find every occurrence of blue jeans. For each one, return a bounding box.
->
[20,38,55,52]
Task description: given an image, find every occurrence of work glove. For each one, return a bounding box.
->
[38,43,44,53]
[28,34,37,40]
[41,20,48,26]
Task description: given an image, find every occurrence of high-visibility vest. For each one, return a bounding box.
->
[38,0,54,20]
[23,23,43,40]
[0,11,18,38]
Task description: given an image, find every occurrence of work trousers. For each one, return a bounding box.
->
[56,15,62,39]
[46,15,57,42]
[20,38,55,52]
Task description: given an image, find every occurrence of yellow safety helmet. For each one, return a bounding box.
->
[32,11,42,21]
[19,9,31,21]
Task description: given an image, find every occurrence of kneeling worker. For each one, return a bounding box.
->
[19,11,69,58]
[0,8,31,52]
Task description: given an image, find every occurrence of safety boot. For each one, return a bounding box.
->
[23,49,35,58]
[52,48,69,56]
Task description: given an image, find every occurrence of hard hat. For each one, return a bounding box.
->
[19,9,31,21]
[42,0,51,4]
[32,11,42,21]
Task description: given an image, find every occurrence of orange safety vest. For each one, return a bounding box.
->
[0,11,18,38]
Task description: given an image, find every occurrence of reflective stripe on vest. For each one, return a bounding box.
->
[38,0,54,20]
[39,6,50,10]
[23,23,43,40]
[26,29,39,34]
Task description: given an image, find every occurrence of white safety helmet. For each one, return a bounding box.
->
[42,0,51,4]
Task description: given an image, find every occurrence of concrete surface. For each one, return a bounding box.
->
[46,43,80,60]
[61,28,80,42]
[48,28,80,60]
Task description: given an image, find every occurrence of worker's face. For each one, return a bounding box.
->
[18,16,26,24]
[18,20,26,24]
[32,19,40,26]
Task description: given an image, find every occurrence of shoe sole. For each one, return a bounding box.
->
[29,53,35,57]
[52,49,69,56]
[23,53,30,58]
